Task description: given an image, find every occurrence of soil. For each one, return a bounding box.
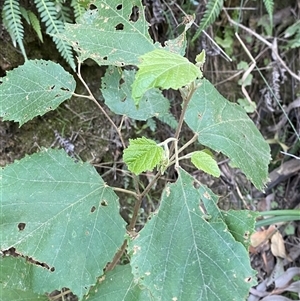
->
[1,1,300,300]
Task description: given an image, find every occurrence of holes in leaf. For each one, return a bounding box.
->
[115,23,124,31]
[91,206,96,213]
[243,231,250,240]
[129,6,139,22]
[116,4,122,10]
[101,200,108,206]
[50,267,55,272]
[244,276,252,283]
[18,223,26,231]
[103,56,108,61]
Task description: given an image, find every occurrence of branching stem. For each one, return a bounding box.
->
[111,187,138,198]
[170,82,197,157]
[224,10,300,82]
[75,61,126,148]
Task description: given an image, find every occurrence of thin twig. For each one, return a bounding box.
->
[173,2,232,62]
[224,10,300,82]
[111,187,138,197]
[169,82,197,158]
[75,61,126,148]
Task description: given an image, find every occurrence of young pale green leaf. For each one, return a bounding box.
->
[195,50,206,68]
[59,0,156,66]
[0,257,49,301]
[185,79,271,191]
[191,150,220,177]
[83,265,152,301]
[101,66,172,121]
[0,60,76,126]
[132,49,202,105]
[129,168,257,301]
[123,137,164,175]
[1,148,126,299]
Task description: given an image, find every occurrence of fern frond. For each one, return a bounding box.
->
[55,0,73,24]
[33,0,75,70]
[19,6,30,24]
[284,20,300,49]
[192,0,223,42]
[71,0,87,22]
[158,112,178,130]
[2,0,28,60]
[262,0,274,28]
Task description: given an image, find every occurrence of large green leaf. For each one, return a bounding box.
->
[0,60,75,125]
[101,66,172,120]
[83,265,152,301]
[0,148,126,299]
[123,137,164,175]
[0,257,49,301]
[185,79,271,191]
[129,168,256,301]
[59,0,156,66]
[132,49,202,104]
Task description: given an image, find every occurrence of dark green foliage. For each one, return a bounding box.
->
[192,0,224,42]
[2,0,79,70]
[34,0,75,70]
[2,0,27,59]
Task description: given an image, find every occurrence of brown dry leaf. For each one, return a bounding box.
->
[250,225,277,248]
[271,231,287,258]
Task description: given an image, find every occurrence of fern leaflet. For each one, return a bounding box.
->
[71,0,87,22]
[262,0,274,28]
[2,0,27,60]
[33,0,75,70]
[55,0,73,24]
[192,0,223,42]
[28,11,44,42]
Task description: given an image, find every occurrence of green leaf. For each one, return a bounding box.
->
[123,137,164,175]
[83,265,152,301]
[191,150,220,177]
[185,79,271,191]
[1,148,126,299]
[129,168,256,301]
[132,49,202,105]
[221,210,259,249]
[59,0,156,66]
[101,66,172,121]
[0,60,76,126]
[237,98,257,113]
[0,257,49,301]
[195,50,206,68]
[238,73,253,87]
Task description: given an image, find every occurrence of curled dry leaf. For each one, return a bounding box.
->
[271,231,287,258]
[250,225,277,248]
